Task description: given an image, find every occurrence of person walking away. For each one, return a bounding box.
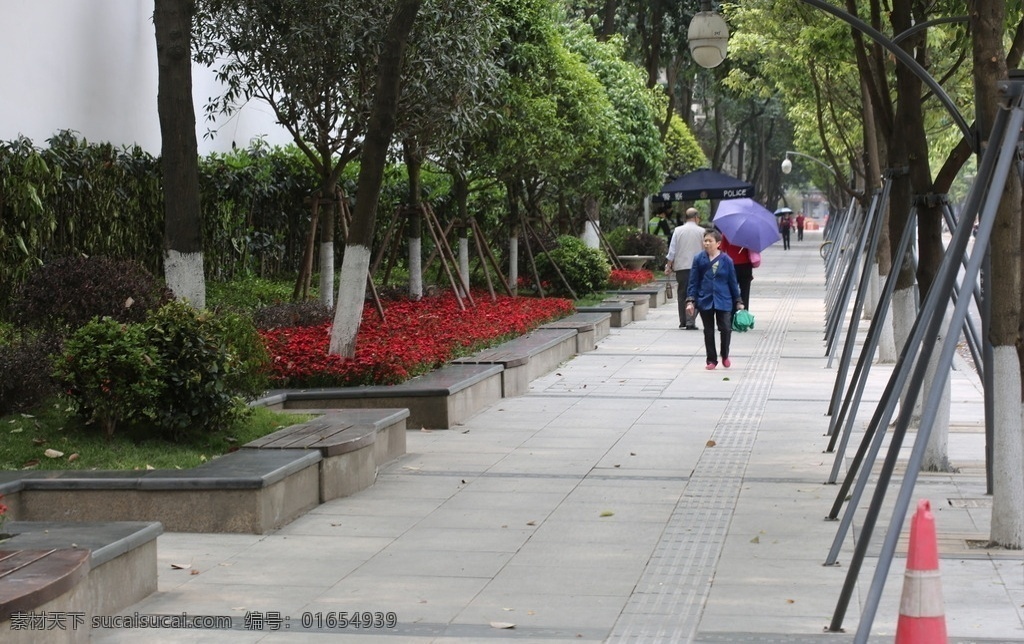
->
[779,214,792,250]
[719,233,755,311]
[665,208,706,329]
[648,207,674,243]
[686,230,744,370]
[795,212,805,241]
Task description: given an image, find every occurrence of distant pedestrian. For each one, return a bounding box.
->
[795,212,805,241]
[686,230,744,370]
[648,208,674,243]
[665,208,705,329]
[719,233,755,311]
[779,215,792,250]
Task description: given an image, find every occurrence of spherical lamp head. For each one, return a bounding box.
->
[688,11,729,68]
[781,157,793,174]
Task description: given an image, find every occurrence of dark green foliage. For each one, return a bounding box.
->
[534,235,611,297]
[620,231,667,261]
[10,256,174,333]
[0,333,62,416]
[605,225,642,255]
[52,301,271,442]
[252,301,332,330]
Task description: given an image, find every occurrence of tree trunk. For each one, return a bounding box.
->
[155,0,205,310]
[404,139,424,300]
[329,0,422,357]
[970,0,1024,548]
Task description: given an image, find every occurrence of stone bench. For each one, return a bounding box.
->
[258,363,503,429]
[453,329,577,397]
[1,450,321,534]
[606,281,668,308]
[1,520,161,643]
[243,408,408,501]
[576,299,634,327]
[539,312,611,352]
[603,292,650,321]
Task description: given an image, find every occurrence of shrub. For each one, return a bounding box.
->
[52,318,163,438]
[0,332,63,416]
[620,231,668,260]
[606,226,642,255]
[11,256,173,332]
[253,301,332,330]
[534,235,611,297]
[53,301,271,441]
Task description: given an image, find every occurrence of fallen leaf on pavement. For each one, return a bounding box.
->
[490,622,515,629]
[706,440,717,447]
[170,563,192,570]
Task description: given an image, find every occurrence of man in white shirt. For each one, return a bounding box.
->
[665,207,706,329]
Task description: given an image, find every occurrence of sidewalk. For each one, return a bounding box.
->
[95,232,1023,643]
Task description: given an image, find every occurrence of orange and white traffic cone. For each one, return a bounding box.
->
[894,499,947,644]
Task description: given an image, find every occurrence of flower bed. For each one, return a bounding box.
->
[607,268,654,290]
[261,292,574,388]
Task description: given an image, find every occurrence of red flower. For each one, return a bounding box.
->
[608,269,654,290]
[260,292,574,388]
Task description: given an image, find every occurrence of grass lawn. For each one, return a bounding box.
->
[0,401,314,471]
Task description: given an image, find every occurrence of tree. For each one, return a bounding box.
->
[329,0,422,357]
[393,0,501,300]
[193,0,387,308]
[971,0,1024,548]
[154,0,205,310]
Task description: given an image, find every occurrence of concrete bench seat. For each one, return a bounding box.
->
[575,299,634,327]
[539,311,611,352]
[1,521,161,644]
[259,363,503,429]
[453,329,577,396]
[4,450,321,534]
[603,292,650,321]
[243,409,408,501]
[606,281,668,308]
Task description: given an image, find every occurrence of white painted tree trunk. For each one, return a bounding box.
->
[875,301,898,363]
[508,236,518,294]
[458,237,470,292]
[991,345,1024,548]
[408,236,423,300]
[163,249,206,310]
[329,245,372,358]
[319,240,334,309]
[891,286,917,357]
[582,218,600,249]
[862,261,879,320]
[918,316,951,471]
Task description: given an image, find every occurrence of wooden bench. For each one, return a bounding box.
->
[576,299,634,327]
[1,520,161,643]
[243,409,408,501]
[454,329,577,396]
[260,363,502,429]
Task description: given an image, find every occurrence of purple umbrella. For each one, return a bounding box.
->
[712,198,781,252]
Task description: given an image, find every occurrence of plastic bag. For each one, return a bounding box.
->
[732,309,755,332]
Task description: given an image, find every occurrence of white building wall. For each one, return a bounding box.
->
[0,2,290,154]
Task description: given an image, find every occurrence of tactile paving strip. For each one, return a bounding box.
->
[607,284,797,643]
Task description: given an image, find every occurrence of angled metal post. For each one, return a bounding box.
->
[824,206,917,467]
[825,179,890,418]
[826,84,1020,634]
[825,202,873,363]
[853,80,1024,644]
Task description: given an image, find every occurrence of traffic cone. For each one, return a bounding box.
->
[894,499,947,644]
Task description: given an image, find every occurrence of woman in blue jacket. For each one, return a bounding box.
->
[685,229,745,370]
